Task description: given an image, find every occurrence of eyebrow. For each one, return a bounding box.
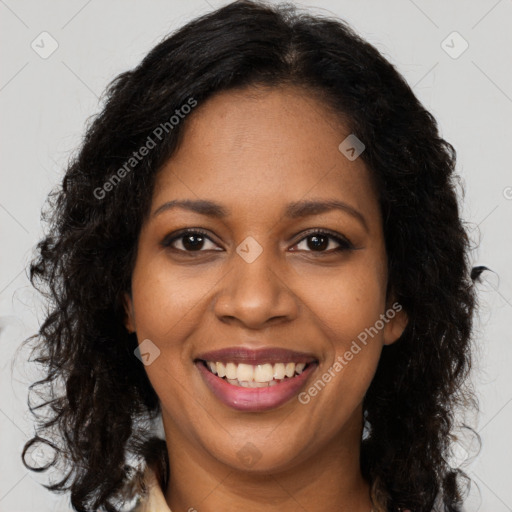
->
[152,198,368,230]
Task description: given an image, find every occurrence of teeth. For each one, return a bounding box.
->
[254,363,273,382]
[284,362,295,378]
[273,362,285,379]
[205,360,310,386]
[222,378,281,388]
[295,363,306,374]
[236,363,254,382]
[216,362,226,378]
[225,362,237,380]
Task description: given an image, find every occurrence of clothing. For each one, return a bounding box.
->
[131,465,171,512]
[131,465,412,512]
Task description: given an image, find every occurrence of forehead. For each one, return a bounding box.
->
[151,85,379,224]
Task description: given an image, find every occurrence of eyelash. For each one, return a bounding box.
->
[161,228,354,255]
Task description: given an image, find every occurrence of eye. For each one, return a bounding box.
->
[161,229,222,252]
[291,229,353,254]
[161,228,353,255]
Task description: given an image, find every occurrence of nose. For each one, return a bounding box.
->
[213,249,299,330]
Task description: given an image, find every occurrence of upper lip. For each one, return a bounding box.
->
[195,347,318,365]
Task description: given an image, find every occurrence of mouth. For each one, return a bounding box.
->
[201,360,312,387]
[194,347,318,412]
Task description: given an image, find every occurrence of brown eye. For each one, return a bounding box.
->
[161,230,222,252]
[304,234,329,251]
[181,233,206,251]
[292,230,353,253]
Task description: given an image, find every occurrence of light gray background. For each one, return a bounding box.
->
[1,1,511,510]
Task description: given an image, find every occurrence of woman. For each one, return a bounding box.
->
[22,1,479,511]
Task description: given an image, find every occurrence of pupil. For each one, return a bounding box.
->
[183,234,204,250]
[308,234,328,251]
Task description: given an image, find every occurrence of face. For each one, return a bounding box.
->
[124,85,407,474]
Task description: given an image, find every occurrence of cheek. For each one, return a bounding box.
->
[297,257,386,390]
[297,258,387,345]
[129,262,209,418]
[130,258,213,343]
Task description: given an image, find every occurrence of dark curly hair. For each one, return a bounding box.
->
[21,1,480,511]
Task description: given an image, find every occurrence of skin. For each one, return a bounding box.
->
[124,85,407,512]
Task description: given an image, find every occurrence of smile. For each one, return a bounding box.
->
[204,361,308,387]
[195,347,318,411]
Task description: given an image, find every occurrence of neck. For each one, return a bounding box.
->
[162,411,372,512]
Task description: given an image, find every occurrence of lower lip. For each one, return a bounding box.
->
[196,361,317,412]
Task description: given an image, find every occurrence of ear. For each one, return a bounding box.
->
[122,292,136,333]
[382,301,408,346]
